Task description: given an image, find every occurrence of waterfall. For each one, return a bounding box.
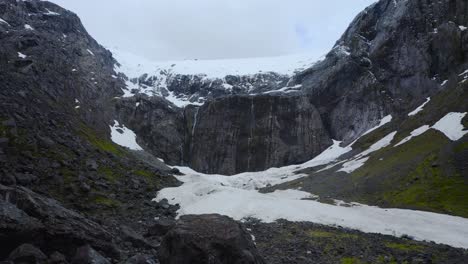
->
[247,97,255,170]
[191,107,200,137]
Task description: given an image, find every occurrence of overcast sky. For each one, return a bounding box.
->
[51,0,376,61]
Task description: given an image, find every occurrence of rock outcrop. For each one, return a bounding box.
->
[159,214,265,264]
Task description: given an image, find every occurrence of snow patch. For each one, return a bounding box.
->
[17,52,27,59]
[395,125,430,147]
[24,24,34,30]
[408,97,430,116]
[110,120,143,150]
[459,25,467,31]
[432,112,468,141]
[44,8,60,16]
[86,49,95,56]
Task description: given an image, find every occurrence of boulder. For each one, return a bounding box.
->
[8,244,47,263]
[158,214,265,264]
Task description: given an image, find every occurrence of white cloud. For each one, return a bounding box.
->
[50,0,376,60]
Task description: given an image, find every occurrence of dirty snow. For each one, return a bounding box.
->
[408,97,430,116]
[432,112,468,141]
[395,125,430,147]
[110,120,143,150]
[155,136,468,249]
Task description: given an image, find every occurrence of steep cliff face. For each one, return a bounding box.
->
[292,0,468,142]
[186,95,331,175]
[0,1,179,261]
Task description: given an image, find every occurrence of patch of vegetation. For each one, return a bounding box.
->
[307,230,358,239]
[59,167,76,184]
[78,124,124,156]
[98,166,123,183]
[93,195,120,208]
[385,242,425,252]
[341,257,365,264]
[134,169,162,189]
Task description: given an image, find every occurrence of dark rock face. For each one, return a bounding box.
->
[158,214,265,264]
[291,0,468,142]
[186,95,331,175]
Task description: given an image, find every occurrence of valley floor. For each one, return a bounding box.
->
[244,220,468,264]
[155,166,468,249]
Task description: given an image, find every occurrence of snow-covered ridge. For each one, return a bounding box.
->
[111,48,319,107]
[112,48,318,79]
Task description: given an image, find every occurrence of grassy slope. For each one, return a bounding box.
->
[264,80,468,217]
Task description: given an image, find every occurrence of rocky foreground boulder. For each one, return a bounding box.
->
[159,214,265,264]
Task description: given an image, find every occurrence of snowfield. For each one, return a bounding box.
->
[154,113,468,249]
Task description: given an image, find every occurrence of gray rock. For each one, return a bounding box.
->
[49,251,68,264]
[120,225,152,248]
[147,217,175,237]
[159,214,265,264]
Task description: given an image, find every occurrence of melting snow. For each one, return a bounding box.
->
[432,112,468,141]
[110,120,143,150]
[17,52,27,59]
[339,131,397,173]
[408,97,430,116]
[395,125,430,147]
[155,136,468,249]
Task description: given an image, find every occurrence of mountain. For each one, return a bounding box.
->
[1,0,467,263]
[114,0,468,175]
